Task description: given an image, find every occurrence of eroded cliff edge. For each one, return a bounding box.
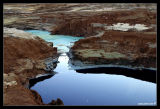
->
[3,3,157,105]
[69,31,156,70]
[3,28,63,105]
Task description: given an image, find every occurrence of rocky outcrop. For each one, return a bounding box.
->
[51,9,156,37]
[4,28,58,73]
[3,4,157,105]
[70,31,156,70]
[3,28,63,105]
[4,4,156,35]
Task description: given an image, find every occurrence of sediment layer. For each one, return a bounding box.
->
[70,31,156,69]
[3,28,63,105]
[3,3,157,105]
[4,3,156,35]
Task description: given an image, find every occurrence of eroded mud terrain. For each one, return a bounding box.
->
[3,28,63,105]
[3,3,156,105]
[70,31,156,69]
[4,3,156,33]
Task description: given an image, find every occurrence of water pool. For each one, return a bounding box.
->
[26,30,156,106]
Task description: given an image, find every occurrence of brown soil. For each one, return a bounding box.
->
[71,31,156,68]
[3,3,157,105]
[51,9,156,37]
[4,4,156,36]
[3,35,63,105]
[4,37,57,74]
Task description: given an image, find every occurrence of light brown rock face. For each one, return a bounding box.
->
[51,9,156,37]
[3,28,63,105]
[4,3,156,34]
[70,31,156,69]
[4,29,58,74]
[3,3,157,105]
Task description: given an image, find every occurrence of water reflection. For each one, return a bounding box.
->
[29,74,54,88]
[30,54,156,105]
[76,67,156,83]
[26,30,156,105]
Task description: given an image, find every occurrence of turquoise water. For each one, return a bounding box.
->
[26,30,156,106]
[25,30,83,53]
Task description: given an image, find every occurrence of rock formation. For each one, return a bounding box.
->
[3,28,63,105]
[70,31,156,69]
[3,3,157,105]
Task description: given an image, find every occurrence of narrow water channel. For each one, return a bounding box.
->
[26,30,156,106]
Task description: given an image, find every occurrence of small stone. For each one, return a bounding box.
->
[56,98,64,105]
[48,100,56,105]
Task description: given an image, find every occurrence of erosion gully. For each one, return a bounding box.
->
[26,30,156,106]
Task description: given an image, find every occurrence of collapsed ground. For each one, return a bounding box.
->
[3,3,156,105]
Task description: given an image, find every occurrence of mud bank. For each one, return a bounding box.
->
[3,3,157,105]
[3,28,63,105]
[51,9,156,37]
[4,4,156,34]
[69,30,156,69]
[3,4,156,69]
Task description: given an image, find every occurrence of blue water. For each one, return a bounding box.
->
[25,30,83,53]
[26,30,156,106]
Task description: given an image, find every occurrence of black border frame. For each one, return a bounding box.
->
[1,0,159,108]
